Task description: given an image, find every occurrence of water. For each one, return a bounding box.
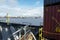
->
[0,17,43,26]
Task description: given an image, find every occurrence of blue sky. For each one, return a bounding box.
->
[18,0,43,7]
[0,0,43,17]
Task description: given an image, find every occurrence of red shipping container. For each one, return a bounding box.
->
[43,5,60,40]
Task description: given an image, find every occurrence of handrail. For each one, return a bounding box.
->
[12,25,36,40]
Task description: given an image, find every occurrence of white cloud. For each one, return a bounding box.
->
[0,0,18,7]
[0,0,6,5]
[0,0,43,17]
[0,6,43,17]
[7,0,19,7]
[22,7,43,17]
